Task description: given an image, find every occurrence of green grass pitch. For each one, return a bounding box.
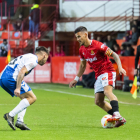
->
[0,83,140,140]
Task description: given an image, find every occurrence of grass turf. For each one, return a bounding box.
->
[0,83,140,140]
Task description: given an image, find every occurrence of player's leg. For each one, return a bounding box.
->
[95,92,113,115]
[2,78,36,130]
[9,90,36,130]
[94,77,113,115]
[102,72,126,126]
[17,108,27,123]
[104,85,126,126]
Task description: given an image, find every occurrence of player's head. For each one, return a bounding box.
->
[35,46,49,66]
[74,26,88,46]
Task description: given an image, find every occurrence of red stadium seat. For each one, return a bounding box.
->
[12,31,21,39]
[0,24,3,31]
[22,32,30,40]
[19,40,27,48]
[0,41,3,44]
[1,32,8,39]
[6,24,14,31]
[9,41,16,48]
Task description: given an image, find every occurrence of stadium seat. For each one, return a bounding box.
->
[136,38,140,46]
[22,32,30,40]
[1,32,8,39]
[12,31,21,39]
[0,41,3,44]
[19,40,27,48]
[6,24,14,31]
[9,41,16,48]
[0,24,3,31]
[116,39,125,47]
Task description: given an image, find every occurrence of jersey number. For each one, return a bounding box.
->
[9,56,23,65]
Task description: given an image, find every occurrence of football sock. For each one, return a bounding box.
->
[107,109,113,115]
[110,100,119,114]
[17,108,27,122]
[9,99,30,117]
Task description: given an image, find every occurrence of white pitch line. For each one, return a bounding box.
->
[32,87,140,106]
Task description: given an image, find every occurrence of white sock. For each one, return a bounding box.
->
[17,108,27,122]
[9,99,30,117]
[113,111,121,116]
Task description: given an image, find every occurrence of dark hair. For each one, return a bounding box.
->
[74,26,87,34]
[35,46,49,54]
[3,39,7,42]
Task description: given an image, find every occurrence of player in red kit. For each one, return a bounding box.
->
[69,26,126,127]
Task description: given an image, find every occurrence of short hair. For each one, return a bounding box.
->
[3,39,7,42]
[35,46,49,54]
[74,26,87,34]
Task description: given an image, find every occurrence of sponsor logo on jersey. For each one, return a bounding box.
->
[102,77,106,80]
[91,50,95,55]
[86,56,97,62]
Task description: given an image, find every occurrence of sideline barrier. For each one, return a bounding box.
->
[51,57,93,84]
[0,56,138,83]
[51,56,137,84]
[0,57,7,72]
[24,63,51,83]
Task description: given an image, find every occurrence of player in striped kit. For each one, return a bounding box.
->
[0,46,49,130]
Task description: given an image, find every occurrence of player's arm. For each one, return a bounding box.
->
[77,59,87,77]
[69,60,86,88]
[14,66,28,97]
[105,48,126,75]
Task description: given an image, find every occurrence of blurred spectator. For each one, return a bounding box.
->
[135,45,140,75]
[137,18,140,34]
[54,46,65,56]
[120,45,125,56]
[47,46,52,63]
[29,4,40,38]
[125,31,132,42]
[0,39,8,57]
[129,27,139,45]
[131,20,138,31]
[96,36,103,43]
[113,44,120,55]
[13,13,23,32]
[106,35,114,50]
[124,44,134,56]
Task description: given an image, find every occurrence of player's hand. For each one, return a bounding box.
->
[14,88,20,97]
[119,67,126,75]
[69,80,77,88]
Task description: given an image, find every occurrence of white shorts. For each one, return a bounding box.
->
[94,72,116,94]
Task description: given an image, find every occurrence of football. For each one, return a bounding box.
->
[101,115,116,128]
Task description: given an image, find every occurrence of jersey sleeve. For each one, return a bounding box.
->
[24,58,38,71]
[79,48,85,61]
[98,42,113,56]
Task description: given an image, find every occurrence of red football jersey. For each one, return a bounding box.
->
[79,40,115,79]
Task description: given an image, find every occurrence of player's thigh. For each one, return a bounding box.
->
[104,85,118,101]
[19,90,36,101]
[1,78,17,97]
[101,72,116,90]
[101,72,117,100]
[94,77,104,94]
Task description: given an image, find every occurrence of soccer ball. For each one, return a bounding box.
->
[101,115,116,128]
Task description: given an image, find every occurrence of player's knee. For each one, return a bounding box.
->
[95,99,103,107]
[32,95,37,102]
